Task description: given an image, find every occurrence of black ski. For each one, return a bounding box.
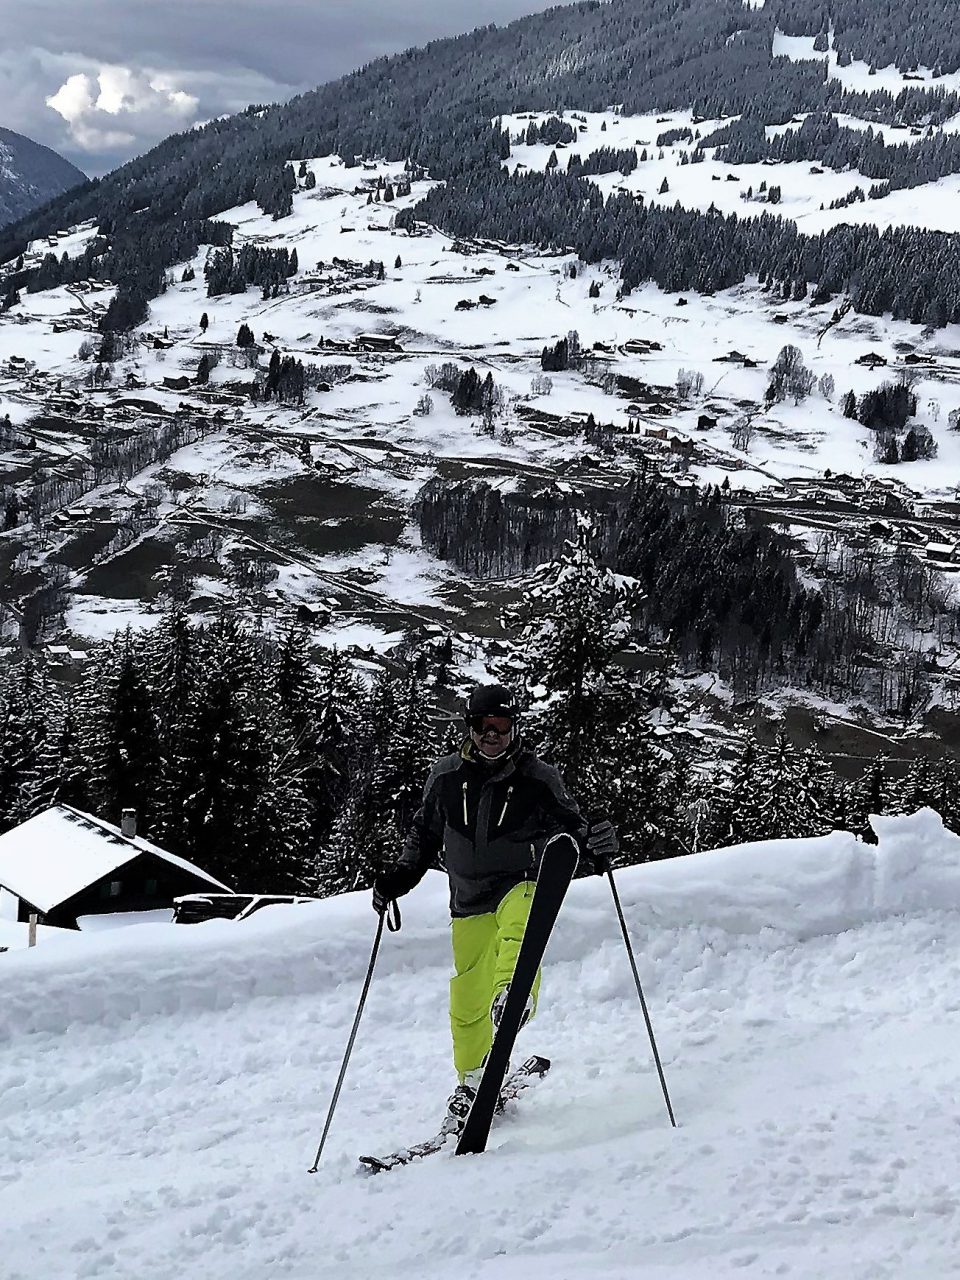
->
[358,1055,550,1174]
[456,834,578,1156]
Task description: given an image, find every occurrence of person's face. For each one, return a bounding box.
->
[469,715,514,758]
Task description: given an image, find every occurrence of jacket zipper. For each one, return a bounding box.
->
[498,785,514,828]
[462,780,469,826]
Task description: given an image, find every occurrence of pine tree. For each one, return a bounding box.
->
[52,697,92,812]
[151,610,200,849]
[95,632,164,831]
[176,618,268,884]
[499,520,678,863]
[850,754,898,843]
[324,671,436,892]
[0,661,57,830]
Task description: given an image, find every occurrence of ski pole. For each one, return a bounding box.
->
[307,899,401,1172]
[604,861,677,1128]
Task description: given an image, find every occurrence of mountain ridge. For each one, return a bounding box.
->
[0,126,86,230]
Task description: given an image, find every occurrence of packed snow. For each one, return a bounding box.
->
[4,809,960,1277]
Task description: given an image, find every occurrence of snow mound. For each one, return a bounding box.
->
[2,810,954,1044]
[604,807,960,940]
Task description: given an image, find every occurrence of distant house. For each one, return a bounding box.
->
[697,414,718,429]
[44,645,88,667]
[622,338,664,354]
[926,541,958,564]
[0,805,230,930]
[296,601,333,625]
[356,333,402,352]
[660,473,698,492]
[856,352,888,369]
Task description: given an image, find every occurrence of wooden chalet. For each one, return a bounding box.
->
[0,806,230,930]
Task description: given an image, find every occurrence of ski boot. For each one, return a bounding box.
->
[441,1080,478,1136]
[491,983,534,1033]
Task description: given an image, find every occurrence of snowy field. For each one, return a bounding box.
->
[772,30,960,99]
[503,106,960,234]
[4,809,960,1278]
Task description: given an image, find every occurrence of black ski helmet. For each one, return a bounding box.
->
[464,683,518,722]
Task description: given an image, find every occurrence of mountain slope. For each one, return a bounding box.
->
[0,127,86,229]
[3,809,960,1278]
[1,0,958,309]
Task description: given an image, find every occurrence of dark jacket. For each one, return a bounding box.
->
[398,737,588,917]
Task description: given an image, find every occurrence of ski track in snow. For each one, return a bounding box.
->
[4,811,960,1278]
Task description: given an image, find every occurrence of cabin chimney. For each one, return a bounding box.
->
[120,809,137,839]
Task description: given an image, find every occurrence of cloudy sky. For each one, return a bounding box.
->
[3,0,560,177]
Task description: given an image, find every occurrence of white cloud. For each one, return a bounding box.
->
[45,63,199,153]
[3,0,561,174]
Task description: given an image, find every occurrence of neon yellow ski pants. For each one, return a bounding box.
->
[449,881,541,1080]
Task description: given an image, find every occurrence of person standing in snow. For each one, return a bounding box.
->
[371,682,618,1125]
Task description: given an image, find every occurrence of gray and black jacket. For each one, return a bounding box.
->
[398,737,588,917]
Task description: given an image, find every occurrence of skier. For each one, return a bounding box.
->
[372,682,618,1127]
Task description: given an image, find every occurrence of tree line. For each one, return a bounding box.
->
[2,536,958,902]
[419,475,958,717]
[768,0,960,77]
[705,113,960,194]
[402,167,960,328]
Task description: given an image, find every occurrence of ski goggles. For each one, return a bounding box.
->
[468,715,514,735]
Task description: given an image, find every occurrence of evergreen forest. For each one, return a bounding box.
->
[2,537,957,898]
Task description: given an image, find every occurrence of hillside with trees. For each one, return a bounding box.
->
[4,0,960,334]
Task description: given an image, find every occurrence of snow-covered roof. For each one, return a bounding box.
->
[0,806,230,913]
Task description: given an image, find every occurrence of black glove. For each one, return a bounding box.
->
[372,864,417,915]
[584,818,619,874]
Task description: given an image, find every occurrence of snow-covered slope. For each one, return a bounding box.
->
[4,809,960,1278]
[7,144,960,657]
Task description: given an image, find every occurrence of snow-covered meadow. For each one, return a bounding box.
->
[4,809,960,1278]
[6,103,960,657]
